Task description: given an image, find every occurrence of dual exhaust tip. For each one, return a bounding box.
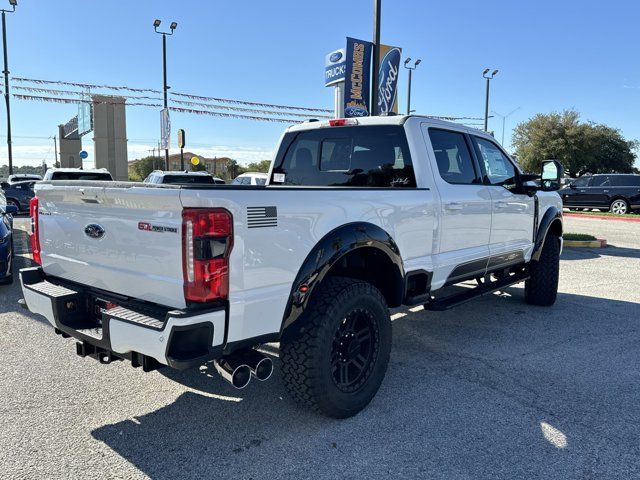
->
[214,348,273,389]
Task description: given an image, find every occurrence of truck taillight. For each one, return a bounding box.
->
[182,208,233,303]
[29,197,42,265]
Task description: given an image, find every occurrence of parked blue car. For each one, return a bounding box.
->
[1,180,36,213]
[0,203,18,285]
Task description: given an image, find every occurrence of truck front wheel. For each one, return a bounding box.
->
[280,277,391,418]
[525,234,560,306]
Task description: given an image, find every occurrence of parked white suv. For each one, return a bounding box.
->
[143,170,225,185]
[21,115,564,418]
[231,172,268,185]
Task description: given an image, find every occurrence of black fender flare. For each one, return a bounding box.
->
[532,206,562,261]
[279,222,404,339]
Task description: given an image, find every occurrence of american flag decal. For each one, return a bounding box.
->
[247,206,278,228]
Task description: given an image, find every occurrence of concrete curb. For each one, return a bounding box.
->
[564,238,607,248]
[564,213,640,223]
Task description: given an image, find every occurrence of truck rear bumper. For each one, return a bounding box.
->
[19,267,226,370]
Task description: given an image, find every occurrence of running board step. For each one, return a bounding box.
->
[425,273,529,311]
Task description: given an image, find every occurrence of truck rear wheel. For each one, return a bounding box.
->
[525,234,560,306]
[280,277,391,418]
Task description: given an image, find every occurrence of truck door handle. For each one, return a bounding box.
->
[603,190,609,193]
[495,201,509,209]
[445,202,463,211]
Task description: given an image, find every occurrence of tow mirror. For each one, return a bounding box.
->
[541,160,563,191]
[3,204,18,215]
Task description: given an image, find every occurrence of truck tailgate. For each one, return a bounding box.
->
[36,183,187,309]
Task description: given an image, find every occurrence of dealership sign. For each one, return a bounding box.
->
[344,37,373,118]
[325,48,346,87]
[378,44,402,115]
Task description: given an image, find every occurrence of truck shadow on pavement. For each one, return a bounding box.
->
[561,244,640,260]
[91,288,640,480]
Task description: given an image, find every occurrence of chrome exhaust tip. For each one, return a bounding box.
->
[245,349,273,381]
[214,357,252,389]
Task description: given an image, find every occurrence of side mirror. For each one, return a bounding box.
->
[4,205,18,215]
[0,182,9,189]
[540,160,564,191]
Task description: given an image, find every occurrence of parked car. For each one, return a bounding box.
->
[0,199,18,285]
[559,173,640,214]
[231,172,268,185]
[1,180,36,212]
[42,168,113,181]
[7,173,42,184]
[143,170,225,185]
[20,115,564,418]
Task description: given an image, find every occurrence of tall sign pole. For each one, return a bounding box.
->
[370,0,382,116]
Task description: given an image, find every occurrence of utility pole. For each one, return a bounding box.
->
[482,68,499,132]
[153,19,177,170]
[53,135,57,166]
[404,58,421,115]
[492,107,520,146]
[370,0,381,116]
[1,0,17,176]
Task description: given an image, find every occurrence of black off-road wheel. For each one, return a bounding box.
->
[525,234,560,306]
[280,277,392,418]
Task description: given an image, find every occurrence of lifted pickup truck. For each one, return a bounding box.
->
[20,115,564,418]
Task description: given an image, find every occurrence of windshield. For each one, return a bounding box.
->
[161,175,216,185]
[51,172,113,181]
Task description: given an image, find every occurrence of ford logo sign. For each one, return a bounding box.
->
[84,224,106,240]
[378,47,402,115]
[345,105,369,117]
[329,51,343,63]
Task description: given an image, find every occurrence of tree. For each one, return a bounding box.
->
[129,156,161,181]
[246,160,272,173]
[512,110,637,176]
[225,158,247,180]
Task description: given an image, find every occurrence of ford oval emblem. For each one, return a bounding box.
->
[84,224,105,239]
[329,51,343,63]
[345,105,369,117]
[378,47,402,114]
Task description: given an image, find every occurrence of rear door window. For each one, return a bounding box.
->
[591,175,610,187]
[272,125,416,187]
[428,129,478,185]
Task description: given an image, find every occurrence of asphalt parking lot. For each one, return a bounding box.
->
[1,215,639,479]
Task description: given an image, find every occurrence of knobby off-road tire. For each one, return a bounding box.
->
[280,277,392,418]
[525,234,560,306]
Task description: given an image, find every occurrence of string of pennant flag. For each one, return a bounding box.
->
[3,77,485,124]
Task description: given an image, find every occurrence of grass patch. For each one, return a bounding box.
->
[563,232,597,241]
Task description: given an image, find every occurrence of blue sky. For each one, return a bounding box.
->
[1,0,639,167]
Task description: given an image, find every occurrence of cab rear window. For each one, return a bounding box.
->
[271,126,416,188]
[162,175,215,185]
[51,172,113,181]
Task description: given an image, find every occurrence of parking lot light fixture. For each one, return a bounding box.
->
[153,19,178,169]
[404,58,422,115]
[1,0,16,175]
[483,68,499,132]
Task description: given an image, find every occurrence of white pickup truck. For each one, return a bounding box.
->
[20,115,564,418]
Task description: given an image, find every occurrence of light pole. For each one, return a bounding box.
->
[153,19,177,170]
[492,107,520,147]
[403,58,421,115]
[2,0,16,176]
[482,68,498,132]
[370,0,381,116]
